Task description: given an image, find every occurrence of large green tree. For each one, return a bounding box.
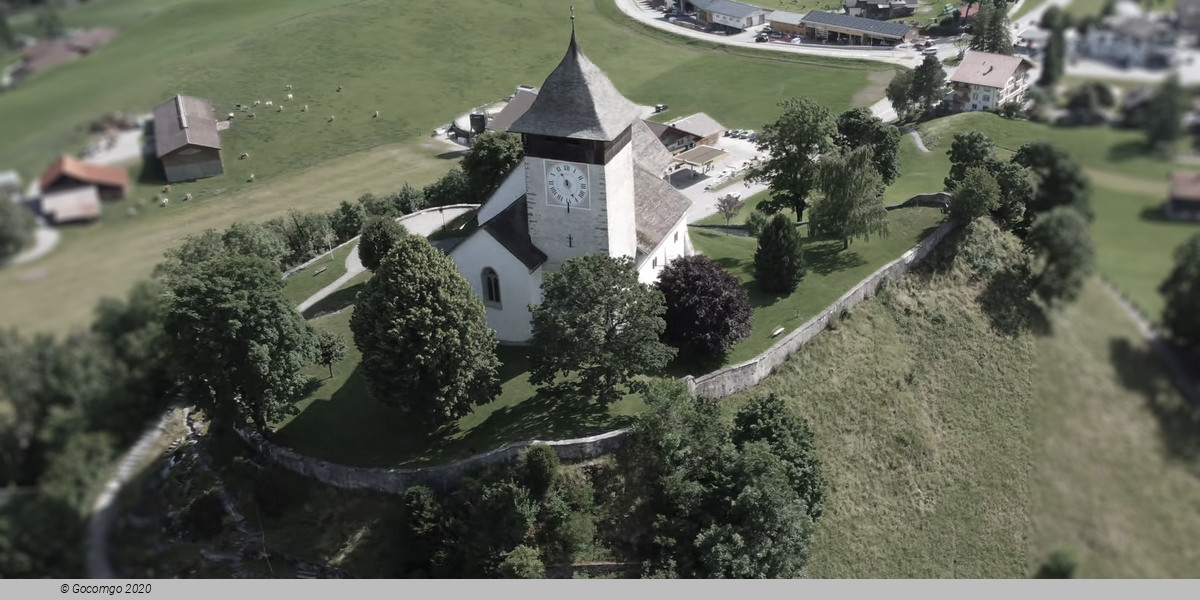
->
[0,5,15,51]
[754,214,806,293]
[886,69,916,117]
[328,200,366,242]
[987,160,1035,231]
[811,146,889,250]
[530,255,674,405]
[163,254,318,434]
[221,221,287,267]
[745,97,837,221]
[909,54,948,113]
[358,216,408,271]
[1159,234,1200,347]
[350,235,500,424]
[1144,72,1186,152]
[655,255,752,362]
[949,167,1001,225]
[1012,141,1092,224]
[944,131,996,189]
[462,131,524,203]
[1023,207,1096,306]
[835,107,902,185]
[0,199,35,262]
[423,167,470,208]
[731,394,825,522]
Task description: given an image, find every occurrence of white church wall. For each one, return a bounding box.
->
[602,143,638,260]
[450,230,542,343]
[476,165,527,225]
[637,217,693,285]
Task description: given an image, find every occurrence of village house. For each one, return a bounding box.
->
[486,87,539,132]
[766,10,806,35]
[843,0,919,20]
[37,155,128,224]
[153,95,224,183]
[1167,171,1200,221]
[684,0,767,32]
[1079,15,1177,68]
[947,50,1035,112]
[642,120,696,154]
[665,112,726,147]
[449,29,693,343]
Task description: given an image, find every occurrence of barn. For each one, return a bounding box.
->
[154,95,223,183]
[39,155,128,200]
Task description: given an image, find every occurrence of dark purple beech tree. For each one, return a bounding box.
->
[655,255,752,361]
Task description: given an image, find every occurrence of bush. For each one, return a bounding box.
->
[497,545,545,579]
[754,214,806,293]
[1035,548,1079,578]
[0,200,35,262]
[522,445,561,499]
[744,209,770,238]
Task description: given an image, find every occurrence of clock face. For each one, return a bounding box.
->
[546,162,589,209]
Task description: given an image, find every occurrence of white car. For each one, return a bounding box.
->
[922,47,939,56]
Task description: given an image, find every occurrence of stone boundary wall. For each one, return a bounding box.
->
[685,219,956,399]
[281,204,480,278]
[237,426,628,495]
[247,217,955,494]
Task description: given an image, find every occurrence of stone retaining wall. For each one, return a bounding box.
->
[237,426,628,495]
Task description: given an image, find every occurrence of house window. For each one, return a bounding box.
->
[973,93,978,100]
[653,257,658,268]
[971,104,978,110]
[674,231,679,243]
[482,268,501,307]
[983,95,990,102]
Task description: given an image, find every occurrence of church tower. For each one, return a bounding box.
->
[509,25,643,271]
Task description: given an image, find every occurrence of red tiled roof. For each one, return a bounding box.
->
[1170,170,1200,201]
[40,155,129,195]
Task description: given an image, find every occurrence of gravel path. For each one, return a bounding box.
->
[5,225,60,267]
[905,127,931,154]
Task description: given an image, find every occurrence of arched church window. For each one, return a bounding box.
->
[483,268,501,307]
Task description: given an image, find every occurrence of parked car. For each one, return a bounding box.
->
[755,33,769,42]
[923,47,939,56]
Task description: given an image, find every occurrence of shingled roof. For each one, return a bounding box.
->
[153,95,222,158]
[509,30,642,141]
[631,119,674,176]
[39,155,129,196]
[801,11,915,39]
[634,166,691,256]
[482,195,548,270]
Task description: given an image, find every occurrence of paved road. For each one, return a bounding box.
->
[5,225,59,266]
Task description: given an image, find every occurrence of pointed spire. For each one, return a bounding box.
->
[508,12,642,141]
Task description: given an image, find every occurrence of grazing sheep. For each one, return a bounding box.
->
[240,152,249,159]
[286,93,293,100]
[336,85,342,92]
[301,105,308,112]
[184,193,193,201]
[277,105,284,112]
[228,112,235,119]
[162,184,171,193]
[248,174,256,182]
[247,113,256,119]
[373,110,379,118]
[285,84,293,91]
[328,115,335,123]
[253,100,261,106]
[160,197,168,207]
[265,100,273,107]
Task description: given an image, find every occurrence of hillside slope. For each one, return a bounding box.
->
[726,224,1200,577]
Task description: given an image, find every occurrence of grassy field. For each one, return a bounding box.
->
[281,241,356,305]
[721,235,1200,577]
[918,112,1200,317]
[1065,0,1178,17]
[0,0,891,336]
[690,206,946,364]
[1012,0,1049,21]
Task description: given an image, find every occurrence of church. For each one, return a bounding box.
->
[450,27,694,344]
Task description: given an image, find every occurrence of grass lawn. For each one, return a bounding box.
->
[281,241,356,305]
[690,206,947,365]
[1012,0,1049,21]
[1066,0,1178,17]
[273,306,644,467]
[0,0,892,336]
[918,112,1200,318]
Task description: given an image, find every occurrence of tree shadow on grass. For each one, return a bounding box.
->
[977,267,1051,337]
[804,241,866,276]
[447,385,628,458]
[1109,337,1200,473]
[301,282,366,319]
[436,150,468,160]
[1108,139,1155,163]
